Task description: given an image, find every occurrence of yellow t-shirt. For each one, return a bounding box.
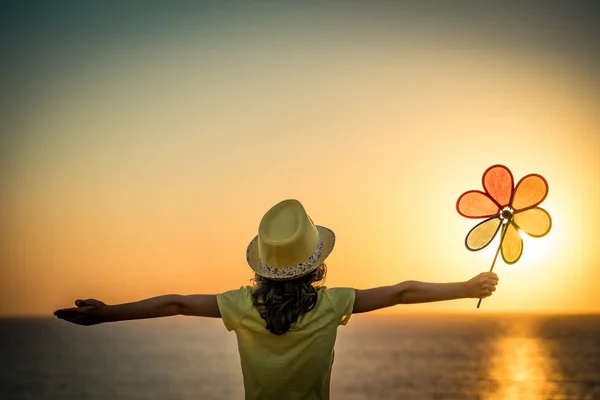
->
[216,285,355,400]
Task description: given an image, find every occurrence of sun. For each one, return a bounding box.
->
[517,225,558,267]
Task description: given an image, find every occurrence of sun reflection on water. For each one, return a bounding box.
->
[486,319,563,400]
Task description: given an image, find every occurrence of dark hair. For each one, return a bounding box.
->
[251,263,327,335]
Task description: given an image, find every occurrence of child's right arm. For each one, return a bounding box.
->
[352,272,499,313]
[54,294,220,326]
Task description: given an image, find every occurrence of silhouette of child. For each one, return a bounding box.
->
[54,199,499,400]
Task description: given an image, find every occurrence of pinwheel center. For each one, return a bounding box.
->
[499,206,514,224]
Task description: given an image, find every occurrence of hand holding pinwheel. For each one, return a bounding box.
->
[456,165,552,308]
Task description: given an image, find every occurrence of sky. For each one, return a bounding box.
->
[1,1,599,316]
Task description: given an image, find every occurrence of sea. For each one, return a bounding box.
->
[0,314,598,400]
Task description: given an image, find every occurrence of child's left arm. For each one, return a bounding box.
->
[352,272,499,313]
[54,294,220,326]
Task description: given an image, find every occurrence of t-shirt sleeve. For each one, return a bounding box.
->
[216,286,252,331]
[326,287,356,326]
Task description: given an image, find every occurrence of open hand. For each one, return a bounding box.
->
[54,299,108,326]
[466,272,499,299]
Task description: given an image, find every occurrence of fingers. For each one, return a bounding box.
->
[54,307,73,315]
[480,272,499,281]
[62,315,94,326]
[481,285,496,292]
[54,307,99,326]
[75,299,101,307]
[480,284,497,298]
[54,307,77,319]
[54,308,80,323]
[476,272,499,298]
[479,272,499,289]
[482,279,498,287]
[479,280,497,295]
[54,306,93,319]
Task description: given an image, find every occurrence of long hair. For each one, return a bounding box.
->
[251,263,327,335]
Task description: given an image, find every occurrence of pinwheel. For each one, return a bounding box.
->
[456,165,552,308]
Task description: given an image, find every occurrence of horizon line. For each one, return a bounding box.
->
[2,310,599,319]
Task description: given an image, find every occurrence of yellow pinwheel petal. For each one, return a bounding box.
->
[501,223,523,264]
[513,207,552,238]
[512,174,548,211]
[466,217,502,251]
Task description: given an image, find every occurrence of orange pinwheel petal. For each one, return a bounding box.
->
[483,165,514,207]
[501,223,523,264]
[457,191,499,218]
[465,217,502,251]
[513,207,552,238]
[512,174,548,211]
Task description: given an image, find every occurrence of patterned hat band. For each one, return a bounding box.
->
[258,235,323,279]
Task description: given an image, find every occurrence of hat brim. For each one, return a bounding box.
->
[246,226,335,281]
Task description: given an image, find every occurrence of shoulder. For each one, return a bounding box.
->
[217,285,254,303]
[216,286,254,331]
[320,286,356,325]
[219,285,254,295]
[321,286,356,301]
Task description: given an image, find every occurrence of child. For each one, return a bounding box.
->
[54,199,499,400]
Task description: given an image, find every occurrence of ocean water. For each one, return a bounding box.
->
[0,314,598,400]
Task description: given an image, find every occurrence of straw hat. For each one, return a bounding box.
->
[246,199,335,280]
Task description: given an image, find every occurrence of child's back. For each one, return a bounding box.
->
[218,285,354,400]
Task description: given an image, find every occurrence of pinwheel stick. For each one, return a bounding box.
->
[477,223,509,309]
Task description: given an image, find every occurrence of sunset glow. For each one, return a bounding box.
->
[1,2,599,316]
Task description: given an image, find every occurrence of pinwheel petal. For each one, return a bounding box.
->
[512,174,548,211]
[501,223,523,264]
[466,217,502,251]
[513,207,552,238]
[483,164,514,207]
[457,191,499,218]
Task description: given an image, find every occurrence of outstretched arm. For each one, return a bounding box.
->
[54,294,220,326]
[352,272,499,314]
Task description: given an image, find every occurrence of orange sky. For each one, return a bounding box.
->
[1,3,599,316]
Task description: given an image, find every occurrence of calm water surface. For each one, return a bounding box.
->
[1,314,599,400]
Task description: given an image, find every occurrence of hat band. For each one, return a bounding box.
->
[259,236,323,279]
